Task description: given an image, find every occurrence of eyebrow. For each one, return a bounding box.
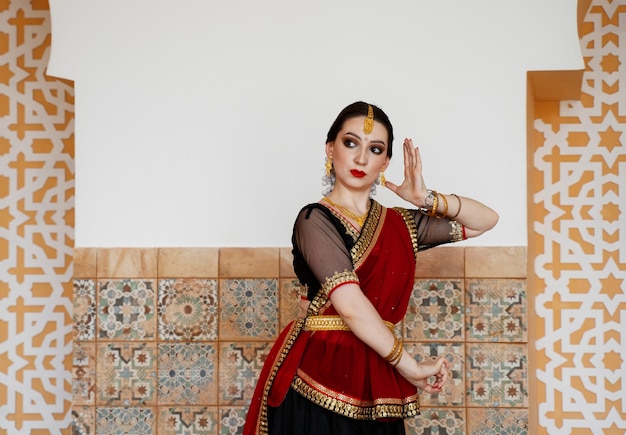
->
[344,131,387,146]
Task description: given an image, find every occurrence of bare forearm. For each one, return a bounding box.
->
[331,284,437,383]
[415,191,499,237]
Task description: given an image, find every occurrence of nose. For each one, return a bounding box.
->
[354,148,368,166]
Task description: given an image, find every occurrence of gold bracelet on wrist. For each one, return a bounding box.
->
[450,193,462,219]
[389,345,403,366]
[384,336,403,366]
[437,193,448,218]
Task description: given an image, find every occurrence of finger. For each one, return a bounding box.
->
[403,140,415,180]
[384,180,398,194]
[414,144,423,174]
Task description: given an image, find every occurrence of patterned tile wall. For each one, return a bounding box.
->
[71,246,527,435]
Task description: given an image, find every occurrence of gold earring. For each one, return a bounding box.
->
[380,171,386,186]
[325,156,333,177]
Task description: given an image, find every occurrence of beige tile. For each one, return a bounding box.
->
[219,248,279,278]
[415,246,464,278]
[73,248,97,278]
[465,246,527,278]
[97,248,158,278]
[158,248,218,277]
[279,247,296,278]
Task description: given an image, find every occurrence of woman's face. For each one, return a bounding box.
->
[326,116,390,192]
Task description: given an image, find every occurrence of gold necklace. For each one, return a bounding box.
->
[323,197,369,226]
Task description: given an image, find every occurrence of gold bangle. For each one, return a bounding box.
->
[450,193,462,219]
[429,190,439,217]
[384,336,400,361]
[437,194,448,218]
[390,346,403,366]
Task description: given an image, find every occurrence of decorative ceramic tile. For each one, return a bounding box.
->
[405,280,464,341]
[98,279,156,340]
[219,407,247,435]
[467,407,528,434]
[158,406,219,435]
[279,278,303,330]
[405,408,466,435]
[96,342,157,406]
[466,343,528,407]
[71,405,95,435]
[219,342,272,406]
[73,279,96,341]
[158,343,217,405]
[73,342,96,405]
[466,279,527,342]
[95,407,155,435]
[219,279,278,340]
[158,278,218,341]
[406,343,464,406]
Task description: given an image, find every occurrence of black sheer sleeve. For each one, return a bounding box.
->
[291,205,355,300]
[408,209,464,251]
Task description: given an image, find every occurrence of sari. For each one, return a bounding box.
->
[244,200,462,435]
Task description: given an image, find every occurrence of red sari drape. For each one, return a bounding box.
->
[244,203,420,435]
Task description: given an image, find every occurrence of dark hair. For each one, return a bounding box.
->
[325,101,394,158]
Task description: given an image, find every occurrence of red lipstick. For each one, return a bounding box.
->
[350,170,366,178]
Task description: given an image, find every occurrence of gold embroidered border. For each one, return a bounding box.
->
[255,317,306,435]
[304,315,395,332]
[449,220,464,242]
[291,375,420,420]
[320,270,359,299]
[352,201,384,268]
[393,207,419,258]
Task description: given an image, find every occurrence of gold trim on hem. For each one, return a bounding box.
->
[291,376,420,420]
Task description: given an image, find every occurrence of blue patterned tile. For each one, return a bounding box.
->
[466,279,527,343]
[71,405,94,435]
[219,279,278,340]
[219,407,247,435]
[96,342,157,406]
[98,279,156,340]
[405,408,466,435]
[467,407,528,434]
[406,280,464,341]
[158,278,218,341]
[73,279,96,341]
[158,406,218,435]
[96,407,155,435]
[466,343,528,407]
[73,342,96,405]
[218,342,272,406]
[158,343,217,405]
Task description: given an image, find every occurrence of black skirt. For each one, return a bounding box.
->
[268,388,406,435]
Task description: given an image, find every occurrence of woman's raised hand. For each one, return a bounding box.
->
[383,138,429,207]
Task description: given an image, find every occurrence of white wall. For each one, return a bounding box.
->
[48,0,583,247]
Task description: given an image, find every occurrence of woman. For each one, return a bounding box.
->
[244,101,499,435]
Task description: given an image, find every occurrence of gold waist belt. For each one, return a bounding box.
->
[303,315,395,332]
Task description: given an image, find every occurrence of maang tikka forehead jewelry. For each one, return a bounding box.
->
[363,105,374,135]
